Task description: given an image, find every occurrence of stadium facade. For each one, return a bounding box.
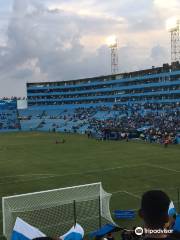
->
[27,62,180,109]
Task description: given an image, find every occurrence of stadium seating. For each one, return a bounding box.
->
[19,109,44,119]
[23,104,177,144]
[0,109,20,131]
[20,119,42,131]
[2,101,178,144]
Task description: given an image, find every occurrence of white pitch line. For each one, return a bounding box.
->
[0,165,176,187]
[0,163,179,192]
[111,190,125,194]
[112,189,141,199]
[123,191,141,199]
[81,163,145,174]
[0,175,57,185]
[111,170,180,197]
[0,163,145,186]
[0,173,54,180]
[3,163,178,189]
[3,162,175,187]
[145,164,180,174]
[135,186,180,194]
[112,185,180,204]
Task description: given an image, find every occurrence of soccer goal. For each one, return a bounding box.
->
[2,182,116,240]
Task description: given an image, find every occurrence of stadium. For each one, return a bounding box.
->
[0,1,180,240]
[0,61,180,240]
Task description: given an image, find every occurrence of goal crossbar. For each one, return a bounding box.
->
[2,182,101,199]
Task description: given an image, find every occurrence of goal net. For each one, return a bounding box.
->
[2,182,116,240]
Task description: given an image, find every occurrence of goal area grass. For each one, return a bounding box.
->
[0,132,180,238]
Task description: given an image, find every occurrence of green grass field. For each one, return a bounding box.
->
[0,132,180,238]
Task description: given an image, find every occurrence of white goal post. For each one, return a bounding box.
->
[2,182,116,240]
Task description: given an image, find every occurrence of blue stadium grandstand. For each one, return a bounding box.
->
[1,63,180,144]
[27,62,180,109]
[0,100,20,132]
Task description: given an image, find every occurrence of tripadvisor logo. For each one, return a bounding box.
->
[135,227,144,236]
[135,227,173,236]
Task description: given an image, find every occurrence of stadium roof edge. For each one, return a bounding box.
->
[26,62,180,85]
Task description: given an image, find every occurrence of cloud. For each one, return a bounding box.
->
[0,0,172,97]
[150,45,168,61]
[154,0,180,10]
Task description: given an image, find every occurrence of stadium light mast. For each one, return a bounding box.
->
[170,20,180,62]
[106,35,119,74]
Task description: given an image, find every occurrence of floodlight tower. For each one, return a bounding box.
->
[109,38,119,75]
[170,20,180,62]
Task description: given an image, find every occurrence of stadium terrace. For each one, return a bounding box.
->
[0,62,180,144]
[27,62,180,108]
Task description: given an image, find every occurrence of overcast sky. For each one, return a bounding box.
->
[0,0,179,97]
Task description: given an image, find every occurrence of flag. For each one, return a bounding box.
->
[60,224,84,240]
[168,201,176,216]
[11,217,46,240]
[89,224,120,238]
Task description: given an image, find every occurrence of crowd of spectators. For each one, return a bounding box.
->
[0,99,20,130]
[87,110,179,143]
[2,101,179,144]
[77,103,180,144]
[0,110,20,130]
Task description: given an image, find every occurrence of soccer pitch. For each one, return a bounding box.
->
[0,132,180,238]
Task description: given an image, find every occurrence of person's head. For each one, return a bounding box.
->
[139,190,170,229]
